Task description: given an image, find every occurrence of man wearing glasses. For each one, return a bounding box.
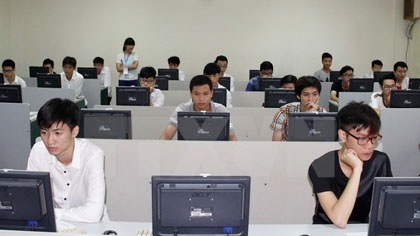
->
[308,102,392,228]
[2,59,27,87]
[139,66,165,107]
[245,61,274,91]
[330,65,354,103]
[369,73,396,115]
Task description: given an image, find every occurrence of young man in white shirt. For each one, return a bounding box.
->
[159,75,238,141]
[393,61,409,90]
[27,98,108,223]
[314,52,333,82]
[2,59,27,87]
[215,55,235,91]
[203,62,232,108]
[369,72,396,115]
[363,60,382,79]
[60,56,84,100]
[168,56,185,81]
[139,66,164,107]
[43,58,56,74]
[93,57,112,105]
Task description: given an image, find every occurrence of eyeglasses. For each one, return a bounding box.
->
[342,73,354,78]
[345,130,382,145]
[382,85,396,90]
[140,78,155,83]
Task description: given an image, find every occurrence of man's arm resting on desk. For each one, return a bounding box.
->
[159,125,177,140]
[272,130,283,141]
[330,91,339,103]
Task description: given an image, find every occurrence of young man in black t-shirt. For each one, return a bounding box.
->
[308,102,392,228]
[330,65,353,103]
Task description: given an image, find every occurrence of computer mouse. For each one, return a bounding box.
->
[103,229,118,235]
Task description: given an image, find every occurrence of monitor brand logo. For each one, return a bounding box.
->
[198,128,210,135]
[308,129,321,136]
[0,94,8,99]
[404,100,412,104]
[191,192,211,198]
[278,99,286,104]
[99,125,111,132]
[128,97,137,102]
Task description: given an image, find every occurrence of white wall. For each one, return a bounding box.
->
[0,0,10,59]
[2,0,411,91]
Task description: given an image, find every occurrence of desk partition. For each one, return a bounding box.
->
[338,92,372,110]
[22,87,75,111]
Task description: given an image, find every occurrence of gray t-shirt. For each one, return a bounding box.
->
[314,69,330,82]
[168,101,234,132]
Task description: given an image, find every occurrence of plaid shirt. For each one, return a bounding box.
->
[270,102,325,141]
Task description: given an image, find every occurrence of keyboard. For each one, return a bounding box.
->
[137,229,152,236]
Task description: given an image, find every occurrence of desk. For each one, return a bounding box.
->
[0,222,369,235]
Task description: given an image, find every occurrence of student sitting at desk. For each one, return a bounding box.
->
[363,59,382,78]
[393,61,409,90]
[215,55,235,91]
[168,56,185,81]
[246,61,274,91]
[280,74,297,89]
[203,62,232,108]
[314,52,333,82]
[308,102,392,228]
[93,57,112,105]
[43,58,56,74]
[2,59,27,87]
[139,66,164,107]
[60,56,84,100]
[369,72,396,115]
[159,75,238,141]
[330,65,353,103]
[27,98,108,223]
[270,76,325,141]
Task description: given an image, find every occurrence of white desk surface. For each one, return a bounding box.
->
[0,221,368,236]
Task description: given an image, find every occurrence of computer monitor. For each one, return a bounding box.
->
[249,69,259,80]
[37,74,61,88]
[0,73,3,84]
[0,85,22,103]
[29,66,49,78]
[368,177,420,236]
[212,88,227,107]
[177,112,230,141]
[264,88,297,108]
[349,78,374,92]
[329,71,340,83]
[390,90,420,108]
[155,76,169,90]
[408,78,420,90]
[79,109,132,139]
[0,169,56,232]
[286,112,338,141]
[219,77,231,91]
[158,68,179,80]
[259,77,282,91]
[373,71,394,82]
[152,175,250,236]
[116,86,150,106]
[77,67,97,79]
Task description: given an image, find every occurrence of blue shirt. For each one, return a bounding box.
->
[246,76,261,91]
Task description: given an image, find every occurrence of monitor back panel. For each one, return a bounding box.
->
[264,88,297,108]
[177,112,230,141]
[219,77,231,91]
[408,78,420,90]
[259,78,281,91]
[390,90,420,108]
[81,111,132,139]
[77,67,98,79]
[286,113,338,141]
[158,69,178,80]
[212,88,227,107]
[349,79,374,92]
[116,87,150,106]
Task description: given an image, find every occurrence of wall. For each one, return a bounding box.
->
[0,0,10,59]
[3,0,411,92]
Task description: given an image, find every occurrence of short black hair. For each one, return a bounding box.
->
[42,58,54,68]
[37,98,80,131]
[393,61,408,71]
[2,59,15,69]
[62,56,77,68]
[339,65,354,76]
[295,76,322,99]
[189,75,213,92]
[378,72,396,86]
[371,59,383,68]
[260,61,273,71]
[123,37,135,51]
[203,63,221,76]
[322,52,332,60]
[139,66,156,79]
[337,101,381,136]
[93,57,104,65]
[281,74,297,87]
[168,56,180,66]
[214,55,228,63]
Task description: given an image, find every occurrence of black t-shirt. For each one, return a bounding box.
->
[308,150,393,224]
[330,81,345,98]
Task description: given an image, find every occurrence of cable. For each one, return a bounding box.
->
[405,20,418,63]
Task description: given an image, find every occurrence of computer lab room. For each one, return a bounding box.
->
[1,0,420,235]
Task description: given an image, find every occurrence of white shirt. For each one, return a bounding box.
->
[363,71,374,78]
[116,52,139,81]
[178,69,185,81]
[3,75,27,87]
[218,83,233,108]
[369,92,388,111]
[60,71,84,99]
[27,139,108,223]
[397,76,409,90]
[98,66,112,97]
[151,88,165,107]
[223,72,235,91]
